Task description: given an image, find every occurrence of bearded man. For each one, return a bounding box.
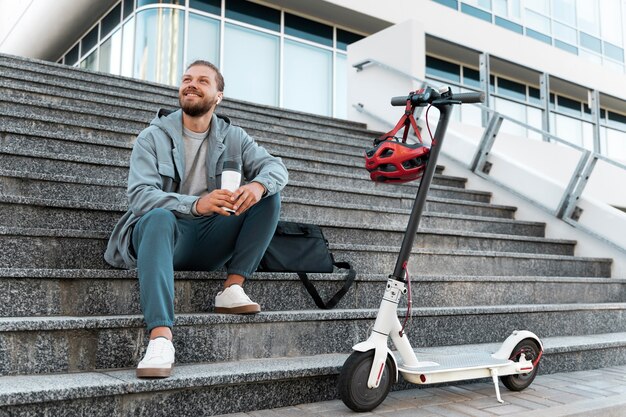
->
[105,60,288,378]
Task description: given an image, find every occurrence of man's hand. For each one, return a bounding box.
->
[195,189,236,216]
[230,182,266,215]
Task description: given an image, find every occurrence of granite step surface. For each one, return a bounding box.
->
[0,218,576,270]
[331,243,611,277]
[0,195,545,237]
[0,69,377,139]
[0,173,511,217]
[0,94,377,146]
[2,266,624,317]
[1,304,626,376]
[1,332,625,415]
[0,54,372,132]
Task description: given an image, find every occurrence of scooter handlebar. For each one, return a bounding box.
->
[390,89,485,106]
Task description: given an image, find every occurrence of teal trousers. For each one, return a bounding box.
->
[131,193,280,331]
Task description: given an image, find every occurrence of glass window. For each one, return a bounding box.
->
[336,29,363,51]
[599,0,623,45]
[525,0,549,13]
[99,28,122,75]
[123,0,135,19]
[608,111,626,129]
[527,106,543,140]
[604,43,624,63]
[605,128,626,161]
[461,3,492,22]
[284,39,332,116]
[433,0,458,9]
[524,10,550,33]
[138,0,184,6]
[187,13,220,66]
[557,95,582,116]
[284,13,333,47]
[493,0,507,16]
[576,0,599,36]
[425,56,460,82]
[497,77,526,101]
[80,50,98,71]
[121,18,135,77]
[494,97,526,136]
[528,86,541,105]
[335,53,347,119]
[553,21,576,44]
[462,67,480,88]
[554,113,583,146]
[526,28,551,44]
[463,0,492,10]
[552,0,575,25]
[66,44,79,66]
[495,16,523,33]
[102,4,122,39]
[554,40,577,54]
[225,0,280,32]
[134,8,185,85]
[223,23,279,106]
[190,0,221,16]
[580,32,602,53]
[81,26,99,57]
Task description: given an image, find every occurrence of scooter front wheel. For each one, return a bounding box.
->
[338,350,393,412]
[501,338,541,391]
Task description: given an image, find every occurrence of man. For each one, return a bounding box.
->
[104,60,288,378]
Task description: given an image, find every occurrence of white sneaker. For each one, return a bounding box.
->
[215,284,261,314]
[136,337,175,378]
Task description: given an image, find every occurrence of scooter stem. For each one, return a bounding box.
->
[391,104,453,281]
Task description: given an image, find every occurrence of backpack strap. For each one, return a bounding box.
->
[297,261,356,309]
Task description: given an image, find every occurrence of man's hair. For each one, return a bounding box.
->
[186,60,225,92]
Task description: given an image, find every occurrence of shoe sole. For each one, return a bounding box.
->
[136,365,174,378]
[215,304,261,314]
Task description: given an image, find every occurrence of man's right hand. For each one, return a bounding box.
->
[195,189,235,216]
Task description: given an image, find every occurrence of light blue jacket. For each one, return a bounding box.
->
[104,109,288,269]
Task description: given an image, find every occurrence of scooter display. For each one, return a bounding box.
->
[338,86,543,412]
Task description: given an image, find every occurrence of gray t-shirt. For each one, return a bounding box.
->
[180,125,210,197]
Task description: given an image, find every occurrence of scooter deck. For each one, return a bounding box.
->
[398,350,510,374]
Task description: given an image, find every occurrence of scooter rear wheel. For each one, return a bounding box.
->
[501,338,541,391]
[338,350,393,412]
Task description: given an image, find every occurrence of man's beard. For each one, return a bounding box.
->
[179,91,217,117]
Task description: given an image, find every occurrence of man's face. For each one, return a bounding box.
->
[179,65,223,117]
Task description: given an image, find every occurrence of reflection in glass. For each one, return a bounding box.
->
[284,39,332,116]
[335,53,347,119]
[134,8,184,85]
[99,29,122,75]
[81,50,98,71]
[121,18,135,77]
[223,24,279,106]
[187,13,220,66]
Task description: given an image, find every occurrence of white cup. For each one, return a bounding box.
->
[221,161,241,212]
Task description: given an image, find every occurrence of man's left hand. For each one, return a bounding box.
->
[231,182,266,215]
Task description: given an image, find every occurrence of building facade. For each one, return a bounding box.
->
[17,0,626,161]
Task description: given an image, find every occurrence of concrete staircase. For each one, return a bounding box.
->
[0,53,625,415]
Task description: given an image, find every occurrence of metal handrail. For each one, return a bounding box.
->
[352,58,626,232]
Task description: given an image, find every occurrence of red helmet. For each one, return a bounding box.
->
[365,139,430,183]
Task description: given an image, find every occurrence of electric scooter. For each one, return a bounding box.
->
[338,86,543,412]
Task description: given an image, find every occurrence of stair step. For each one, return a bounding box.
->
[0,173,508,216]
[331,243,611,277]
[1,267,624,317]
[1,332,624,414]
[0,55,371,132]
[0,195,545,237]
[0,305,625,376]
[0,219,574,270]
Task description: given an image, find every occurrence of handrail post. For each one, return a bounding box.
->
[556,151,598,220]
[479,53,491,128]
[470,112,503,174]
[540,73,551,143]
